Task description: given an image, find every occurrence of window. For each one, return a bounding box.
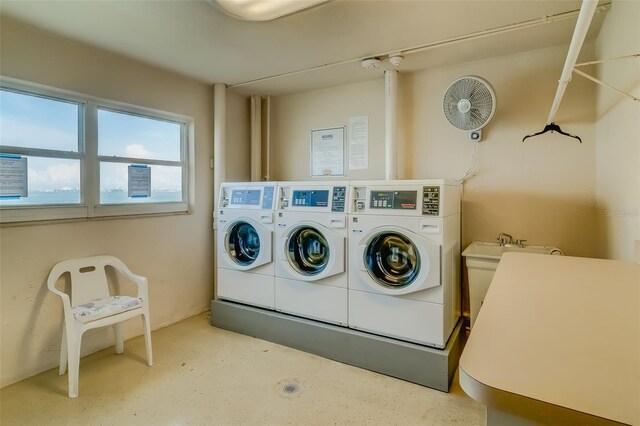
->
[98,108,184,205]
[0,89,82,207]
[0,78,192,223]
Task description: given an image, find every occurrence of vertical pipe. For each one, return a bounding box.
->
[546,0,598,124]
[250,95,262,182]
[265,96,271,181]
[213,83,226,301]
[213,83,226,220]
[385,70,398,181]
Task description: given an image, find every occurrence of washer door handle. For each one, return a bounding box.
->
[280,237,289,260]
[221,232,228,253]
[356,244,367,271]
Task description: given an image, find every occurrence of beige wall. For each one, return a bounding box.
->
[226,95,251,182]
[0,17,249,386]
[594,0,640,262]
[269,43,597,257]
[270,79,386,181]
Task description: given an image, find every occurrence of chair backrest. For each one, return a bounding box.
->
[48,255,122,306]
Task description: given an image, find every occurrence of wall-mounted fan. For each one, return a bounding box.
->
[443,76,496,141]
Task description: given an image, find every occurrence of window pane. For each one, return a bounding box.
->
[100,162,182,204]
[0,156,81,206]
[98,109,181,161]
[0,89,79,152]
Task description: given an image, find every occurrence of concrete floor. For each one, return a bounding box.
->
[1,312,485,425]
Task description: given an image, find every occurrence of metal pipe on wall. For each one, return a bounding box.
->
[265,96,271,181]
[213,83,226,223]
[546,0,598,124]
[250,95,262,182]
[385,69,398,181]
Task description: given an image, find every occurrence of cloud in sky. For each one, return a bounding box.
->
[125,144,153,159]
[29,160,80,191]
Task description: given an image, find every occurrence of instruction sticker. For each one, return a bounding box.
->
[128,164,151,198]
[0,154,28,198]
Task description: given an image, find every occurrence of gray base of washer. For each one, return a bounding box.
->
[210,299,466,392]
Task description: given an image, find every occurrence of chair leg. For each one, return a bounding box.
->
[114,323,124,354]
[142,312,153,366]
[59,324,68,375]
[66,328,83,398]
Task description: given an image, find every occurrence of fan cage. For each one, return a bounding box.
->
[443,76,496,132]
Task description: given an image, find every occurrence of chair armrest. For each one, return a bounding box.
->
[46,279,74,320]
[49,286,72,306]
[134,276,149,300]
[109,259,149,300]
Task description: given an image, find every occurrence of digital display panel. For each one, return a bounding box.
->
[292,190,329,207]
[370,190,417,210]
[230,189,261,206]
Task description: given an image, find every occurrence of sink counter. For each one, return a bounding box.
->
[459,253,640,425]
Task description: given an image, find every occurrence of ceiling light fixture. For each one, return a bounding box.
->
[215,0,329,21]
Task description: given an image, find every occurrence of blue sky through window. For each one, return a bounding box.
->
[98,109,181,162]
[1,88,183,202]
[0,89,78,152]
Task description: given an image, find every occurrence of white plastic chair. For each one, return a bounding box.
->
[47,255,153,397]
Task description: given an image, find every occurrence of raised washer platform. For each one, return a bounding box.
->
[210,299,465,392]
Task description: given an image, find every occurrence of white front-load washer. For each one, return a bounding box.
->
[217,182,277,309]
[348,180,461,348]
[275,181,348,325]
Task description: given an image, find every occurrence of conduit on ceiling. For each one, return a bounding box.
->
[228,2,611,90]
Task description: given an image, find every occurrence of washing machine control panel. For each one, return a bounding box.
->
[422,186,440,216]
[370,191,417,210]
[220,185,276,209]
[350,184,445,216]
[291,190,329,207]
[279,185,346,212]
[230,189,261,206]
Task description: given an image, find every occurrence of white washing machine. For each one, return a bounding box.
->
[348,180,461,348]
[275,181,348,325]
[217,182,277,309]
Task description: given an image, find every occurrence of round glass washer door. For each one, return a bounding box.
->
[227,221,261,266]
[287,226,330,276]
[364,231,420,289]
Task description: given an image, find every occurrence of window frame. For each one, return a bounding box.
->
[0,77,193,223]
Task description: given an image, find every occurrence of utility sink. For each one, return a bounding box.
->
[462,241,562,329]
[462,241,562,260]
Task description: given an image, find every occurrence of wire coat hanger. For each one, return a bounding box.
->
[522,122,582,143]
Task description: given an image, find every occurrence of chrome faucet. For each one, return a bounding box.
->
[514,239,527,248]
[497,233,513,246]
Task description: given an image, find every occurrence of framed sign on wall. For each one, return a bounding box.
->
[310,126,345,177]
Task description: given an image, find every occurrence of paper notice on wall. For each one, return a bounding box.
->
[310,127,345,177]
[128,164,151,198]
[0,154,28,198]
[348,116,368,170]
